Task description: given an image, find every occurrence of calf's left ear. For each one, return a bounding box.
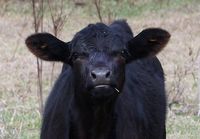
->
[127,28,170,60]
[25,33,70,62]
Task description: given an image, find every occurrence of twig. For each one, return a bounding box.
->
[197,49,200,116]
[31,0,44,115]
[94,0,103,22]
[47,0,74,86]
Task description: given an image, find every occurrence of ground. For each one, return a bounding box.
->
[0,0,200,139]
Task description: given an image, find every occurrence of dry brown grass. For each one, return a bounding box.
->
[0,1,200,139]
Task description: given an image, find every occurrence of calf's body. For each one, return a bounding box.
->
[25,20,170,139]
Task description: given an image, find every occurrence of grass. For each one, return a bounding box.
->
[1,108,40,139]
[2,0,200,18]
[0,0,200,138]
[68,0,200,18]
[167,114,200,139]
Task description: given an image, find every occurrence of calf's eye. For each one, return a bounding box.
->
[71,52,79,61]
[120,50,129,58]
[121,50,125,55]
[71,52,89,61]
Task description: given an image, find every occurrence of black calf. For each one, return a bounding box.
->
[25,20,170,139]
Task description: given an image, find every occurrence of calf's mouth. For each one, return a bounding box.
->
[88,84,120,99]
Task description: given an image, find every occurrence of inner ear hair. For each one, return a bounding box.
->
[148,38,158,43]
[41,44,48,49]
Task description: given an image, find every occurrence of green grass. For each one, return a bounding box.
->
[2,0,200,18]
[75,0,200,19]
[1,107,40,139]
[167,115,200,139]
[0,91,41,139]
[3,112,40,139]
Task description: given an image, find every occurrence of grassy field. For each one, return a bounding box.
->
[0,0,200,139]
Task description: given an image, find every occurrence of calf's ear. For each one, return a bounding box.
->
[127,28,170,60]
[25,33,70,62]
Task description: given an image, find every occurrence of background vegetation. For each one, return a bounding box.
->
[0,0,200,138]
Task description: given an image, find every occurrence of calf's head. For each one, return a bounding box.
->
[25,22,170,101]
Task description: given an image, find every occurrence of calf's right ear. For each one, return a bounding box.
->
[25,33,70,62]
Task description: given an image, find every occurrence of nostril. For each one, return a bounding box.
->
[91,68,111,80]
[91,72,97,79]
[105,71,111,78]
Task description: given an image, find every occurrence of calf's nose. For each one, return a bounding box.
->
[90,67,111,82]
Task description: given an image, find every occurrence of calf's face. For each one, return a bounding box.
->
[25,23,170,100]
[70,25,127,98]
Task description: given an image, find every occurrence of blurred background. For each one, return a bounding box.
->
[0,0,200,138]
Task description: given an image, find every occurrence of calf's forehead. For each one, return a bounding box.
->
[71,23,126,53]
